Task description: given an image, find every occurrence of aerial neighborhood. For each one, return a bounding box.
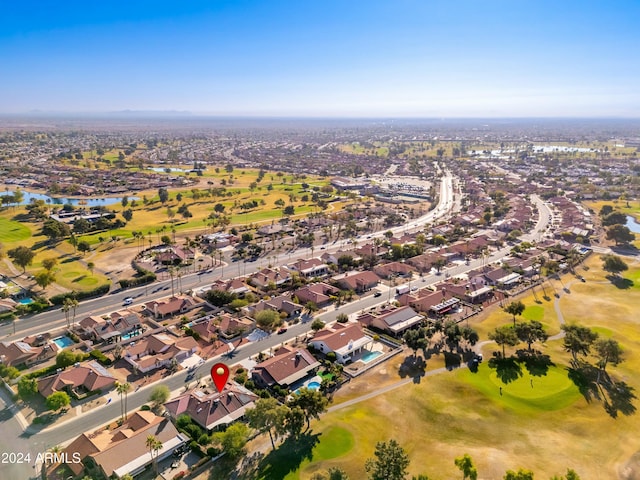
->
[0,120,638,480]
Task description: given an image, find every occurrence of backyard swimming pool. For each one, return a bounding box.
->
[361,350,382,364]
[53,336,74,349]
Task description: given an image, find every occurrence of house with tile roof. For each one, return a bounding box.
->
[0,340,56,367]
[190,312,255,342]
[247,293,303,318]
[37,360,117,398]
[248,267,291,289]
[332,270,380,292]
[58,410,186,479]
[357,305,423,336]
[309,322,373,364]
[144,295,201,319]
[251,346,321,389]
[293,283,340,307]
[78,309,142,343]
[285,258,329,279]
[123,333,199,373]
[164,382,258,431]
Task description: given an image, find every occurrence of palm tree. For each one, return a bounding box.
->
[87,261,95,276]
[61,297,78,329]
[168,267,176,297]
[115,381,132,422]
[146,435,162,475]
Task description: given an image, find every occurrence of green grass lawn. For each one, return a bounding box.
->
[244,256,640,480]
[248,427,354,480]
[463,363,580,413]
[522,304,544,321]
[0,216,32,243]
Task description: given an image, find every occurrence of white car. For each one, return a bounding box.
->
[123,297,134,306]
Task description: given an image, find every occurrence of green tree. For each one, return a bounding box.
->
[46,391,71,412]
[116,381,132,422]
[281,405,306,438]
[145,434,163,475]
[87,261,95,276]
[69,233,78,252]
[287,387,328,431]
[34,270,56,290]
[514,320,548,352]
[551,469,581,480]
[158,187,169,204]
[7,246,35,273]
[212,422,250,459]
[365,439,410,480]
[62,297,79,328]
[42,219,71,242]
[602,211,627,226]
[489,325,519,357]
[311,318,326,332]
[255,309,282,332]
[42,257,58,271]
[56,350,79,368]
[601,254,628,276]
[122,208,133,221]
[594,338,624,375]
[404,328,427,357]
[246,397,288,450]
[17,376,39,399]
[454,454,478,480]
[78,240,91,255]
[605,224,635,245]
[148,385,170,412]
[504,300,526,326]
[504,468,534,480]
[561,325,598,363]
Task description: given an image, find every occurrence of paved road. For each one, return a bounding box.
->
[0,386,39,479]
[0,170,555,476]
[2,173,456,341]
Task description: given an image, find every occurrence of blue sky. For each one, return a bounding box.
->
[1,0,639,117]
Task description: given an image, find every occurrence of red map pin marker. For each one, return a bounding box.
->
[210,363,230,393]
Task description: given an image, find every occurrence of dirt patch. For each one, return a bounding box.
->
[619,451,640,479]
[92,243,138,279]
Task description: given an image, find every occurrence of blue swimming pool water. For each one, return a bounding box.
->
[18,297,33,305]
[53,336,74,349]
[361,350,382,363]
[306,381,321,390]
[121,331,140,341]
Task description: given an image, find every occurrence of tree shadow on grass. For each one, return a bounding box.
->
[443,351,461,370]
[605,274,634,289]
[61,255,81,264]
[516,350,554,377]
[488,356,522,384]
[567,363,602,403]
[602,378,637,418]
[398,355,426,383]
[257,432,320,480]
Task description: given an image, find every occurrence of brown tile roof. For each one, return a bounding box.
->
[63,411,184,478]
[311,323,368,351]
[38,360,116,397]
[164,382,258,430]
[252,346,320,387]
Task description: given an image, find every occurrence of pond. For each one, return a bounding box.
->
[3,189,137,207]
[626,215,640,234]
